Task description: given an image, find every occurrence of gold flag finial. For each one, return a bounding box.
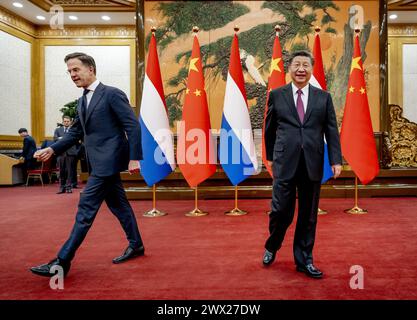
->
[274,25,281,35]
[151,26,156,34]
[315,26,321,33]
[192,26,199,33]
[234,25,240,33]
[354,27,361,34]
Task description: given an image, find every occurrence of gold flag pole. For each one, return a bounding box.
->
[225,185,247,216]
[318,207,328,215]
[265,25,281,216]
[315,25,328,217]
[186,185,208,217]
[344,176,367,214]
[143,184,167,217]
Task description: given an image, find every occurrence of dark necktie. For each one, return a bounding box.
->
[296,89,305,123]
[81,89,90,120]
[64,128,67,134]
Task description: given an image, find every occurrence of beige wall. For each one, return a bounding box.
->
[388,24,417,124]
[0,6,135,149]
[0,29,31,136]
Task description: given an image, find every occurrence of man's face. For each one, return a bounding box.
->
[289,56,312,87]
[62,118,71,127]
[19,132,27,138]
[66,58,95,88]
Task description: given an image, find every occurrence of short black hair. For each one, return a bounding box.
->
[18,128,28,134]
[64,52,96,75]
[288,50,314,66]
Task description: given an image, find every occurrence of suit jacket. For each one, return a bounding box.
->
[265,83,342,181]
[53,126,78,156]
[51,82,142,177]
[22,135,37,161]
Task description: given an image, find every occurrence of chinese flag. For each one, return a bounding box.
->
[340,34,379,185]
[262,32,286,176]
[177,34,216,187]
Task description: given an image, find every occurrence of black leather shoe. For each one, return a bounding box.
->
[296,264,323,279]
[262,249,276,266]
[30,258,71,277]
[66,187,72,193]
[56,188,66,194]
[112,246,145,264]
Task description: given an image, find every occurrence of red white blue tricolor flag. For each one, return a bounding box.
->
[310,31,334,183]
[139,33,176,186]
[219,34,258,186]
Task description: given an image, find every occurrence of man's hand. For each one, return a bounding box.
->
[34,147,54,162]
[267,161,273,168]
[128,160,141,175]
[332,164,342,179]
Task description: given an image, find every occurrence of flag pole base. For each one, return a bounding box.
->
[185,208,208,217]
[344,206,368,215]
[318,208,328,215]
[143,208,167,218]
[225,208,247,216]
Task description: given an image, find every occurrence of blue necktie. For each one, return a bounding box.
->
[81,89,90,120]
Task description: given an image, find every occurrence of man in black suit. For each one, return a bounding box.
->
[54,116,78,194]
[30,52,144,277]
[263,50,342,279]
[18,128,37,180]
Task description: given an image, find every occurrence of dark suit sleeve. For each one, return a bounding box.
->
[22,137,29,159]
[265,91,277,161]
[53,128,60,142]
[51,113,83,156]
[324,93,342,165]
[109,88,143,161]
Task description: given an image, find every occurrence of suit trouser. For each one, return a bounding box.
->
[58,155,75,188]
[58,173,143,261]
[265,151,321,267]
[70,158,79,187]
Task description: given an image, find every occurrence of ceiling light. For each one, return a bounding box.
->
[12,2,23,8]
[68,15,78,21]
[36,15,46,21]
[101,15,111,21]
[389,14,398,20]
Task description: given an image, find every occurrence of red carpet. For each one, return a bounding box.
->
[0,184,416,300]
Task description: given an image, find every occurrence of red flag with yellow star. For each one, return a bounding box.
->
[262,32,286,176]
[177,34,216,187]
[340,34,379,185]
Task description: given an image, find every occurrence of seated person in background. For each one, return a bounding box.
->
[54,116,78,194]
[18,128,37,180]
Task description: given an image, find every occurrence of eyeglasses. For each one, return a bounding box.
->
[290,63,311,70]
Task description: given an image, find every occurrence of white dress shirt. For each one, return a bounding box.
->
[85,79,100,109]
[291,82,309,113]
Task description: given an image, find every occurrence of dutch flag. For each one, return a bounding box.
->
[219,33,258,186]
[139,33,175,186]
[310,32,334,184]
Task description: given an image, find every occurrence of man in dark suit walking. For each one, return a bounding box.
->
[54,116,78,194]
[263,50,342,278]
[30,52,144,277]
[18,128,37,179]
